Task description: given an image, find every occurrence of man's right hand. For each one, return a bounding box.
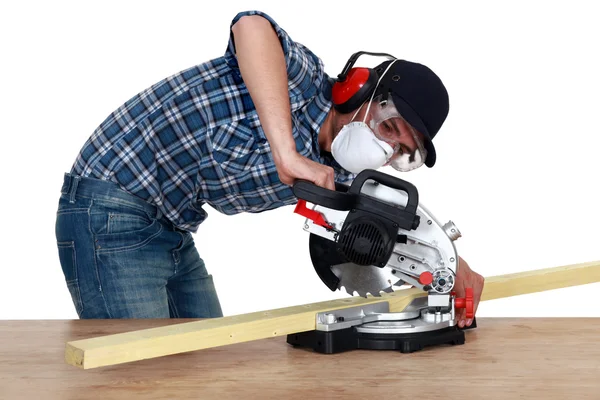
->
[273,149,336,191]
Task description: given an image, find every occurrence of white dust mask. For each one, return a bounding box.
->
[330,60,399,174]
[331,121,394,173]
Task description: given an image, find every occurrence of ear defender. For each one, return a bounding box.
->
[331,51,397,114]
[332,67,378,114]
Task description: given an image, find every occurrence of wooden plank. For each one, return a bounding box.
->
[65,288,423,369]
[65,260,600,369]
[481,260,600,301]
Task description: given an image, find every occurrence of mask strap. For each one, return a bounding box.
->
[362,59,398,123]
[350,101,365,122]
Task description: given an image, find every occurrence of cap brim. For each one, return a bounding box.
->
[390,94,437,168]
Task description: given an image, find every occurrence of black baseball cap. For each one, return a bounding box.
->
[373,59,449,167]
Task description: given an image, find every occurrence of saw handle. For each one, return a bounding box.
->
[292,180,354,211]
[293,169,421,231]
[348,169,419,216]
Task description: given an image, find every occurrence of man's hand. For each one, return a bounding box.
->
[274,149,336,191]
[453,256,485,328]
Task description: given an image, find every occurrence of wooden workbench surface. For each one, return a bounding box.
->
[1,318,599,399]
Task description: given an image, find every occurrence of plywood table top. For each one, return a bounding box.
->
[1,318,599,399]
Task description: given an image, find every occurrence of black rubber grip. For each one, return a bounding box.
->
[292,180,354,211]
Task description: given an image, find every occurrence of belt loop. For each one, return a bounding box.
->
[61,173,70,195]
[69,176,81,203]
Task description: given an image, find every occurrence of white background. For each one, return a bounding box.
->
[1,1,599,320]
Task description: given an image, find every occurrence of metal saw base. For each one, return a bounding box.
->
[286,318,477,354]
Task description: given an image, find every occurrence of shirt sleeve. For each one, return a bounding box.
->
[224,10,324,108]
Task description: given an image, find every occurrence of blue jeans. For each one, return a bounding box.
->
[55,173,223,319]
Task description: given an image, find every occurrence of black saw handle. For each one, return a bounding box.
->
[292,180,354,211]
[348,169,419,216]
[292,169,420,231]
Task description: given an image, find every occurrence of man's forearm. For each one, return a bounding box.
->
[232,16,296,164]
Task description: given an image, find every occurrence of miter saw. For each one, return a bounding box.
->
[286,169,476,354]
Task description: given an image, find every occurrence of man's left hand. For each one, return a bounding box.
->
[453,256,485,328]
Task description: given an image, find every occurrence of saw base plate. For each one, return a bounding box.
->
[287,318,476,354]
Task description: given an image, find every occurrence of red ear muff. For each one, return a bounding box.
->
[332,51,398,114]
[332,67,378,114]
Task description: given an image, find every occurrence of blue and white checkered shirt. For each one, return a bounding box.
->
[71,10,355,232]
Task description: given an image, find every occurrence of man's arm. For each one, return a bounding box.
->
[231,15,335,190]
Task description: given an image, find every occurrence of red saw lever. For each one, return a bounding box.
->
[293,199,333,230]
[453,287,474,319]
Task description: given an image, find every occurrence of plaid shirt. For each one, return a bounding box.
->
[71,10,355,232]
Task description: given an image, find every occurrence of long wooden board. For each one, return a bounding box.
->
[65,260,600,369]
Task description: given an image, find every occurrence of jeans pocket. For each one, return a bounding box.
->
[57,241,83,315]
[91,200,163,253]
[107,212,154,234]
[90,199,155,235]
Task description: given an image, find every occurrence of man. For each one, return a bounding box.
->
[55,10,483,327]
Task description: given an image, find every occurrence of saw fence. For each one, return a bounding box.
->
[64,260,600,369]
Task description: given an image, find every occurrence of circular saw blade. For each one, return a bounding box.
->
[309,233,403,297]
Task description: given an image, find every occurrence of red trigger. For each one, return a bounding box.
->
[294,200,333,230]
